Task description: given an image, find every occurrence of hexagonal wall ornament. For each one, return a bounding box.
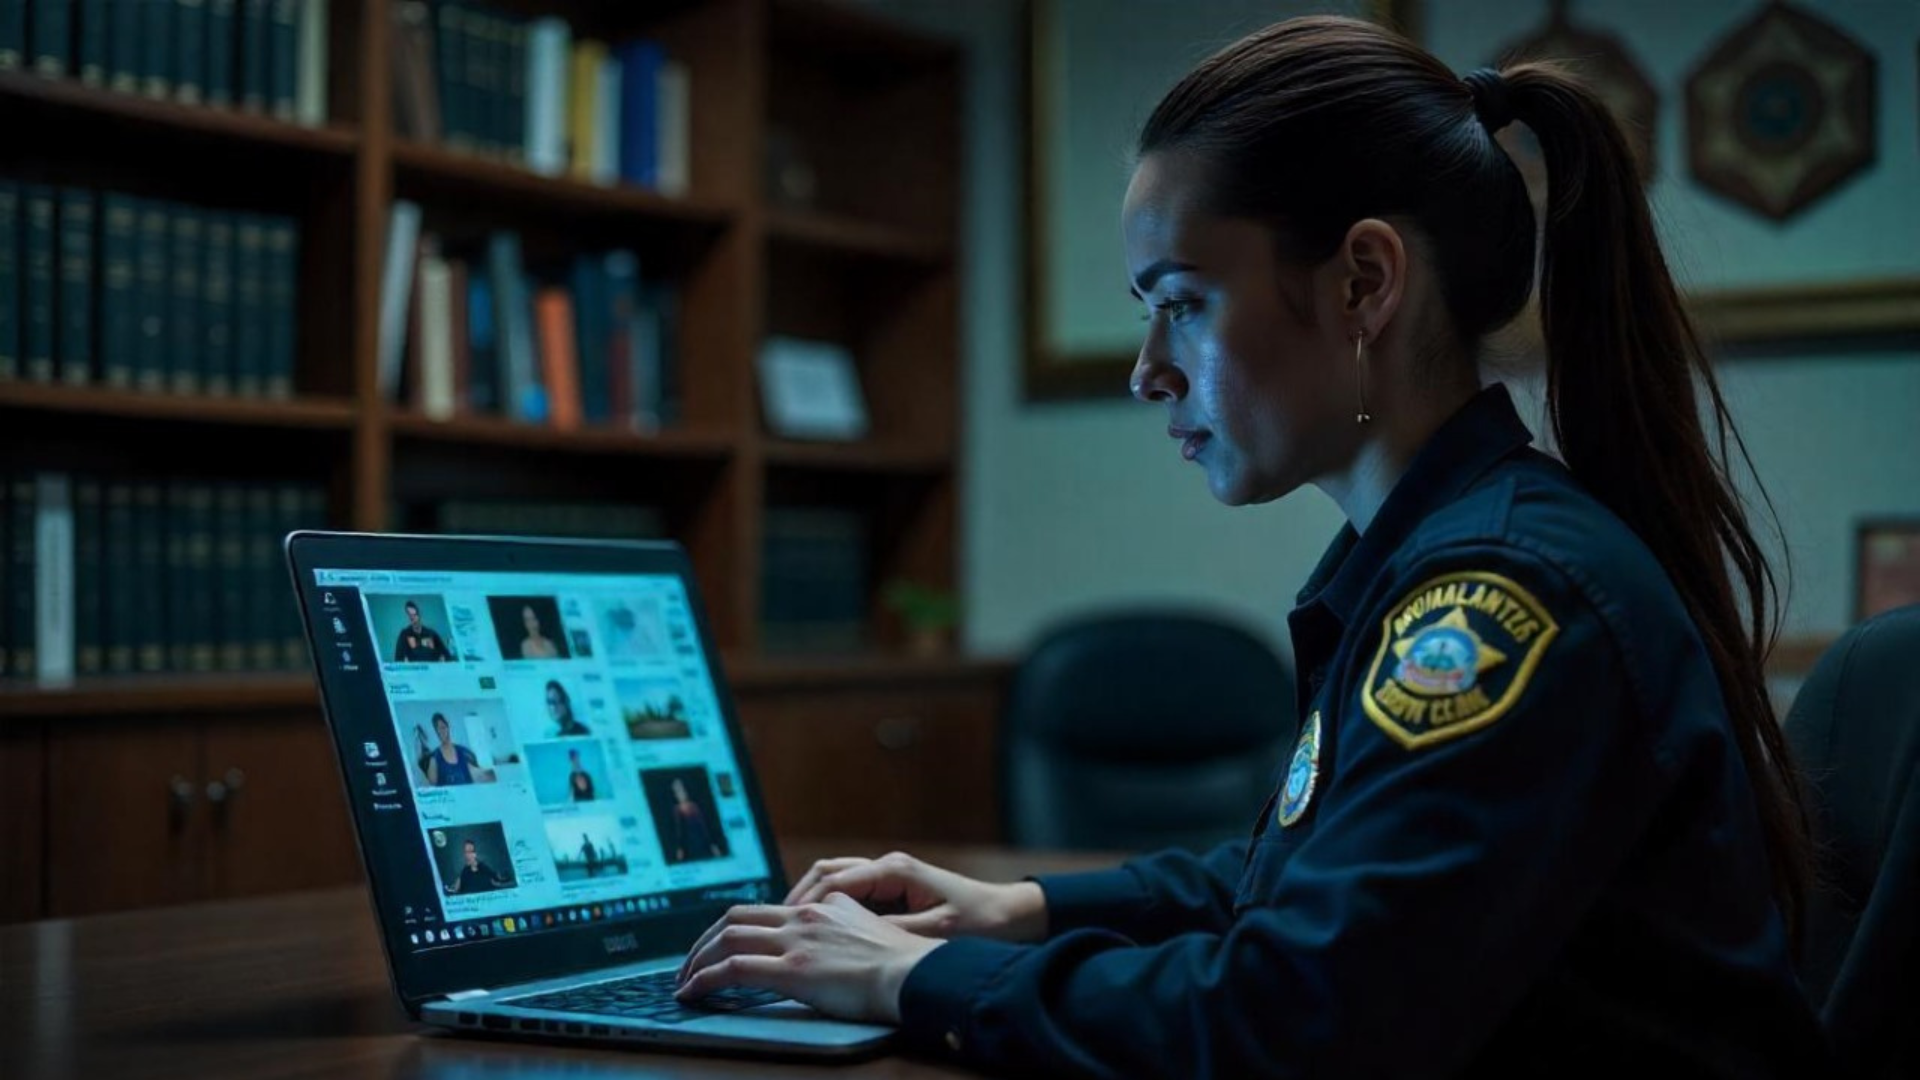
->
[1493,0,1660,184]
[1685,0,1877,222]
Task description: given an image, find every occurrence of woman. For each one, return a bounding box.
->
[674,17,1828,1075]
[667,777,723,863]
[518,604,561,659]
[545,680,590,737]
[567,748,596,802]
[418,712,492,786]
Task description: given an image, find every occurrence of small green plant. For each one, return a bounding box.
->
[883,580,961,631]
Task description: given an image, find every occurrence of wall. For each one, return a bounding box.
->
[881,0,1920,662]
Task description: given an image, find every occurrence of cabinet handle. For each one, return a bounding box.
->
[168,775,197,832]
[873,716,924,751]
[207,768,247,828]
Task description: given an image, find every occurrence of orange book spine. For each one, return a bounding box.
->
[536,287,582,431]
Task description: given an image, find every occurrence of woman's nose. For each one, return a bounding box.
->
[1130,346,1187,404]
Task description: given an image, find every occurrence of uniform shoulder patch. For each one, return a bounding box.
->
[1361,570,1560,750]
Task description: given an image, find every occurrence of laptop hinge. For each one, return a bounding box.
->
[444,988,492,1001]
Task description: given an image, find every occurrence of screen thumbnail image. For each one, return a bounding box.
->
[429,821,518,896]
[486,595,575,661]
[525,739,613,806]
[615,676,696,741]
[545,816,631,882]
[597,595,670,660]
[394,699,519,788]
[512,676,600,740]
[640,765,730,865]
[367,593,457,663]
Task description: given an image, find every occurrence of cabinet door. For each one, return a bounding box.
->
[734,684,1000,846]
[46,720,203,916]
[200,711,361,900]
[0,722,45,922]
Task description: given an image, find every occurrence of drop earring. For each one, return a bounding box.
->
[1354,331,1372,425]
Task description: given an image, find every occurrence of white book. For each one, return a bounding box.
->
[34,473,74,689]
[296,0,330,126]
[525,18,572,176]
[377,200,423,402]
[593,55,623,186]
[418,249,455,420]
[656,60,690,197]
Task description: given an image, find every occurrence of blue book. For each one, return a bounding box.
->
[141,0,173,98]
[175,0,207,103]
[133,198,170,391]
[239,0,267,111]
[168,207,203,393]
[569,254,610,425]
[131,481,165,672]
[206,0,236,106]
[21,184,55,384]
[263,215,296,397]
[0,180,18,380]
[616,39,662,187]
[107,0,138,90]
[485,231,542,423]
[56,188,95,387]
[0,0,23,70]
[73,477,103,676]
[98,193,136,387]
[267,0,294,118]
[232,213,265,396]
[7,475,33,678]
[77,0,106,83]
[201,214,234,393]
[103,481,136,674]
[30,0,69,75]
[434,0,467,148]
[466,271,497,412]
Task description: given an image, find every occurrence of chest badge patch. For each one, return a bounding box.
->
[1277,709,1322,827]
[1362,571,1560,750]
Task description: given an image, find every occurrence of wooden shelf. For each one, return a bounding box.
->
[0,382,359,430]
[389,411,737,460]
[762,438,952,475]
[0,675,316,720]
[769,0,958,71]
[765,207,951,267]
[392,140,736,230]
[0,71,358,156]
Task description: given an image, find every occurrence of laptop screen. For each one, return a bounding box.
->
[291,536,781,1003]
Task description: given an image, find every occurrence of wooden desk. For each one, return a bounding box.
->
[0,843,1118,1080]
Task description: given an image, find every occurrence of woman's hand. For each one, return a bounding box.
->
[674,893,942,1023]
[784,851,1048,943]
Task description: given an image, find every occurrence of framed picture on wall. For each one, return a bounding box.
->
[1855,520,1920,622]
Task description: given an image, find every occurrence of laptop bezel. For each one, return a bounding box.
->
[286,530,793,1015]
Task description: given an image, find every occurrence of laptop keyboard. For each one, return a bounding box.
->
[505,970,786,1025]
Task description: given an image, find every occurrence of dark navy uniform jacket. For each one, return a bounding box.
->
[899,385,1830,1077]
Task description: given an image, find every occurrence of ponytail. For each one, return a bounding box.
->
[1502,62,1811,941]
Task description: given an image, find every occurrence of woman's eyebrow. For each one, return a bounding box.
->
[1130,258,1200,296]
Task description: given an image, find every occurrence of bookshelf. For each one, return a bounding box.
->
[0,0,1001,923]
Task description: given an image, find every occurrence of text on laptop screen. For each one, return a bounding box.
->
[309,566,772,954]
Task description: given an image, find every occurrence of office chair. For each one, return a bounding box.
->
[999,610,1294,852]
[1783,604,1920,1079]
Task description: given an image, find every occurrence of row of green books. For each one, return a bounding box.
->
[1,470,326,684]
[0,180,300,397]
[0,0,329,125]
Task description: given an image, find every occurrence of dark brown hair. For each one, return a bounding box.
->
[1140,16,1810,936]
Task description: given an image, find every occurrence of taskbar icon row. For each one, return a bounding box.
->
[410,895,672,947]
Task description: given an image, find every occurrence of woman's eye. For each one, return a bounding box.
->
[1157,297,1200,322]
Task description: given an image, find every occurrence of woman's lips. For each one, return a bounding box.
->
[1169,426,1210,461]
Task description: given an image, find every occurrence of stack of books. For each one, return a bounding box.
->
[379,201,682,431]
[1,469,327,686]
[0,179,300,398]
[0,0,330,125]
[760,506,869,655]
[390,0,689,193]
[430,498,667,541]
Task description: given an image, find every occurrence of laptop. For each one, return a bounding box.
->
[286,530,895,1058]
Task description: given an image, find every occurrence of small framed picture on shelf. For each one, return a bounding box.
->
[756,336,869,441]
[1855,519,1920,622]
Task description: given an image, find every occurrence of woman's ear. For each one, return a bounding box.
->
[1337,218,1407,339]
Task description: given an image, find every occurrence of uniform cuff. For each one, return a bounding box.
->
[897,936,1027,1062]
[1032,868,1153,936]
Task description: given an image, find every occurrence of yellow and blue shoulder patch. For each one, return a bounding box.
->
[1361,571,1560,750]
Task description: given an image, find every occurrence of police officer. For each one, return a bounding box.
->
[675,15,1830,1076]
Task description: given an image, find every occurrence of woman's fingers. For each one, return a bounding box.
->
[676,904,786,983]
[784,858,868,905]
[675,954,794,1004]
[679,923,785,988]
[885,906,959,938]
